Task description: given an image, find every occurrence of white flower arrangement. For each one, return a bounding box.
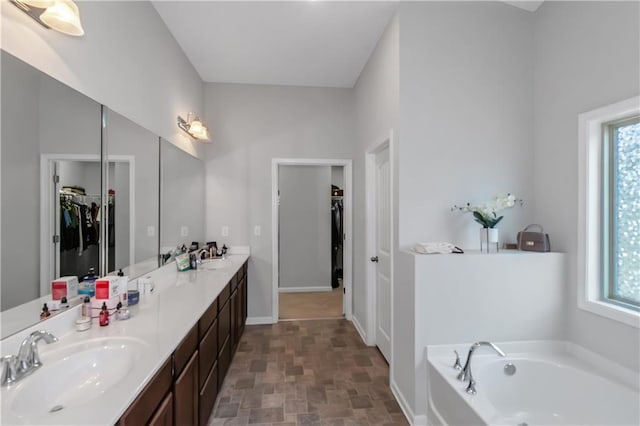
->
[451,193,522,228]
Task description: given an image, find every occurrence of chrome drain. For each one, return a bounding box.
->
[49,405,64,413]
[504,362,517,376]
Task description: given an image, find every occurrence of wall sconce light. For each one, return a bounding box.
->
[177,113,211,142]
[10,0,85,37]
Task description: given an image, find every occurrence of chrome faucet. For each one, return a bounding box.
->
[457,341,506,395]
[1,330,57,386]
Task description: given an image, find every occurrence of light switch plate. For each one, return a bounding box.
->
[180,226,189,237]
[147,226,155,237]
[254,225,261,236]
[222,226,229,237]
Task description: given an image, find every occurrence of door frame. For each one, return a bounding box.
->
[40,154,135,296]
[365,130,395,367]
[271,158,353,323]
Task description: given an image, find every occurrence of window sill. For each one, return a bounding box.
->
[578,299,640,328]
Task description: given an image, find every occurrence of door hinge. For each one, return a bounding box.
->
[343,287,346,294]
[53,174,60,184]
[52,235,60,244]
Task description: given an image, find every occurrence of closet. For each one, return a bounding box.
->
[58,185,115,279]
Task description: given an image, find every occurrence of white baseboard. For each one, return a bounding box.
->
[245,316,274,325]
[391,379,426,425]
[278,286,332,293]
[351,315,368,345]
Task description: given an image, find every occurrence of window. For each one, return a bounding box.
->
[604,116,640,310]
[578,96,640,327]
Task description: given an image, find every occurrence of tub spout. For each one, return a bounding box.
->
[457,341,506,394]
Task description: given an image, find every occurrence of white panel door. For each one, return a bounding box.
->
[373,146,391,362]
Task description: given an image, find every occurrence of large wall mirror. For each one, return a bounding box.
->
[0,51,164,338]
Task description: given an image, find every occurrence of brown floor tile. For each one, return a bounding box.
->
[248,407,284,424]
[209,320,408,426]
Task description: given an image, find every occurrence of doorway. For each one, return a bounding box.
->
[271,158,352,323]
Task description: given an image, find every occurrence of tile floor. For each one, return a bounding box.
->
[279,283,343,320]
[209,319,408,426]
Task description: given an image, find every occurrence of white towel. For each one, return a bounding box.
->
[414,242,463,254]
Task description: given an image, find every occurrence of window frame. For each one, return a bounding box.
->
[578,96,640,328]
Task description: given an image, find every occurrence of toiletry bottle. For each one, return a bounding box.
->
[40,303,51,319]
[190,253,198,270]
[82,295,92,322]
[99,302,109,326]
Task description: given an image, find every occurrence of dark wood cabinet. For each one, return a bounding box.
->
[118,260,248,426]
[149,392,174,426]
[174,351,198,426]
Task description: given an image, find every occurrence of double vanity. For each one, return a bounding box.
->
[1,253,249,425]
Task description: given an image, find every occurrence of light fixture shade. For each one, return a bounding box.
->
[40,0,84,36]
[188,119,210,141]
[19,0,55,8]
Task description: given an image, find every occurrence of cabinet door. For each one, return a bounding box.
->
[148,392,173,426]
[199,318,218,389]
[174,351,198,426]
[230,289,238,352]
[218,299,230,350]
[199,361,218,426]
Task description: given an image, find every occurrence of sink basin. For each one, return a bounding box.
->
[201,258,231,270]
[9,337,147,418]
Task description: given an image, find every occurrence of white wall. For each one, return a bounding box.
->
[278,165,332,290]
[398,1,534,250]
[353,14,400,343]
[1,0,204,159]
[204,83,355,319]
[532,1,640,372]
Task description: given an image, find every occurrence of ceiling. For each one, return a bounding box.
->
[153,1,543,89]
[153,1,398,88]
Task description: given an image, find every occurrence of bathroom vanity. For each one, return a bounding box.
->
[0,254,249,426]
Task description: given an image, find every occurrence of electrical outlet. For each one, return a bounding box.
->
[147,226,155,237]
[222,226,229,237]
[180,226,189,237]
[254,225,261,236]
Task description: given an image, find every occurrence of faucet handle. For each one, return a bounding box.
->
[465,378,477,395]
[453,350,463,370]
[1,355,18,386]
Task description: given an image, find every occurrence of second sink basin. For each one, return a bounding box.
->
[201,258,232,270]
[9,337,148,418]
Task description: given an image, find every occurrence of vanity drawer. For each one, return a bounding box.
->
[118,359,172,426]
[173,324,198,378]
[199,317,218,389]
[199,361,218,426]
[148,391,173,426]
[218,282,231,309]
[198,298,218,339]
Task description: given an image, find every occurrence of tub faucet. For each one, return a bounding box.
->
[457,341,506,395]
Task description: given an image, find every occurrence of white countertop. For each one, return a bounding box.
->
[0,254,249,425]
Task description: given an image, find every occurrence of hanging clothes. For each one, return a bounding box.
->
[331,196,343,289]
